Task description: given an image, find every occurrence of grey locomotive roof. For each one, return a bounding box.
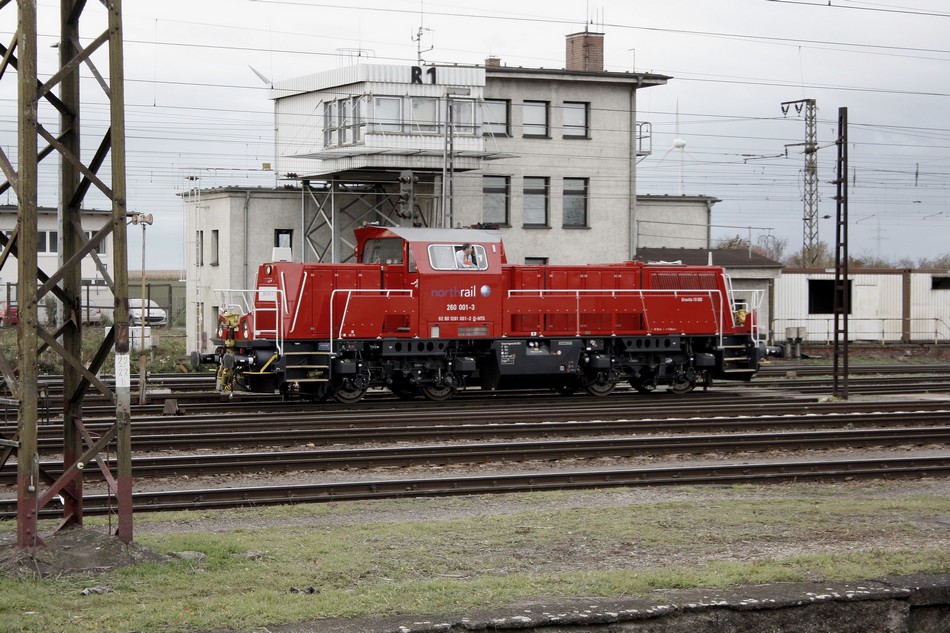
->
[636,248,783,269]
[371,226,503,244]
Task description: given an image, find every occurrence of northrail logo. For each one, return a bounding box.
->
[430,285,492,298]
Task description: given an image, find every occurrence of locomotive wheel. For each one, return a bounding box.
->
[669,379,696,395]
[331,385,368,404]
[420,384,457,401]
[585,380,616,397]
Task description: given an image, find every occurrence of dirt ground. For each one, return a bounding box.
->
[3,477,949,581]
[0,525,165,579]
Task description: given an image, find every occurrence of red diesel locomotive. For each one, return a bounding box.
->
[195,225,761,402]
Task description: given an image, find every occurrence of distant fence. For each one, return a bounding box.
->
[771,317,950,345]
[4,281,187,327]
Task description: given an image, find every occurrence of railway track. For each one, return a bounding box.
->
[2,375,948,424]
[8,425,949,486]
[0,363,947,420]
[11,399,950,454]
[0,401,950,454]
[2,365,946,517]
[3,455,947,516]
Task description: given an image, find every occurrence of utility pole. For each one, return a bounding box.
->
[1,0,133,550]
[131,213,154,406]
[832,107,849,399]
[782,99,819,266]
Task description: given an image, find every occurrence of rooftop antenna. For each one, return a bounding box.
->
[413,1,434,64]
[336,47,375,65]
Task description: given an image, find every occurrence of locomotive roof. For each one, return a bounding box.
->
[357,225,503,244]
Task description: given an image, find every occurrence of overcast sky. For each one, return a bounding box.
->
[3,0,949,269]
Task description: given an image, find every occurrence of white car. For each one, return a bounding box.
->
[128,298,167,326]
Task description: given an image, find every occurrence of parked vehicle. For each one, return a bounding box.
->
[79,304,106,325]
[128,298,167,326]
[0,301,18,327]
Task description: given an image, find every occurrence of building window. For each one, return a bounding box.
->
[563,101,589,138]
[523,100,549,137]
[275,229,293,249]
[448,98,475,135]
[351,97,362,143]
[483,176,510,226]
[324,97,364,146]
[85,231,106,255]
[196,230,204,267]
[523,177,549,227]
[323,100,337,147]
[563,178,588,228]
[340,98,353,145]
[37,230,58,253]
[525,257,548,265]
[410,97,439,132]
[808,279,851,314]
[373,96,402,133]
[482,99,510,136]
[211,229,219,266]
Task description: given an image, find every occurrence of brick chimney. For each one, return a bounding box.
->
[565,31,604,72]
[485,56,501,67]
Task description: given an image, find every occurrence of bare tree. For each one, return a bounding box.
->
[714,234,789,263]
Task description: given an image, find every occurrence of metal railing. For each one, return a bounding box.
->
[214,287,285,356]
[506,288,731,343]
[771,316,950,345]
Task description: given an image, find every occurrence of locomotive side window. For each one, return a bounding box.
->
[362,238,404,264]
[428,244,488,271]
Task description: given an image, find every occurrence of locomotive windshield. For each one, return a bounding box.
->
[428,244,488,271]
[361,238,404,264]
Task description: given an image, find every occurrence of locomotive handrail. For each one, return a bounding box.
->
[329,288,414,355]
[730,287,766,346]
[506,288,727,339]
[214,287,286,356]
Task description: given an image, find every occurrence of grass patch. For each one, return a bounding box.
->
[0,325,189,375]
[1,481,948,631]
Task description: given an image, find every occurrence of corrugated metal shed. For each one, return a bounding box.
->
[774,270,950,343]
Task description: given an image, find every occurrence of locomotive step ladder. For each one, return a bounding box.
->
[283,350,331,383]
[719,338,757,374]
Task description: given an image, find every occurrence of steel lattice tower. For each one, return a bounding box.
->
[782,98,819,266]
[0,0,133,550]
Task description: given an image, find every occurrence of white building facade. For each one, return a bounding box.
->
[0,205,114,320]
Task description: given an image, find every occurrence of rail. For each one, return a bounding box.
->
[771,316,950,345]
[214,287,286,356]
[328,288,414,355]
[506,288,730,343]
